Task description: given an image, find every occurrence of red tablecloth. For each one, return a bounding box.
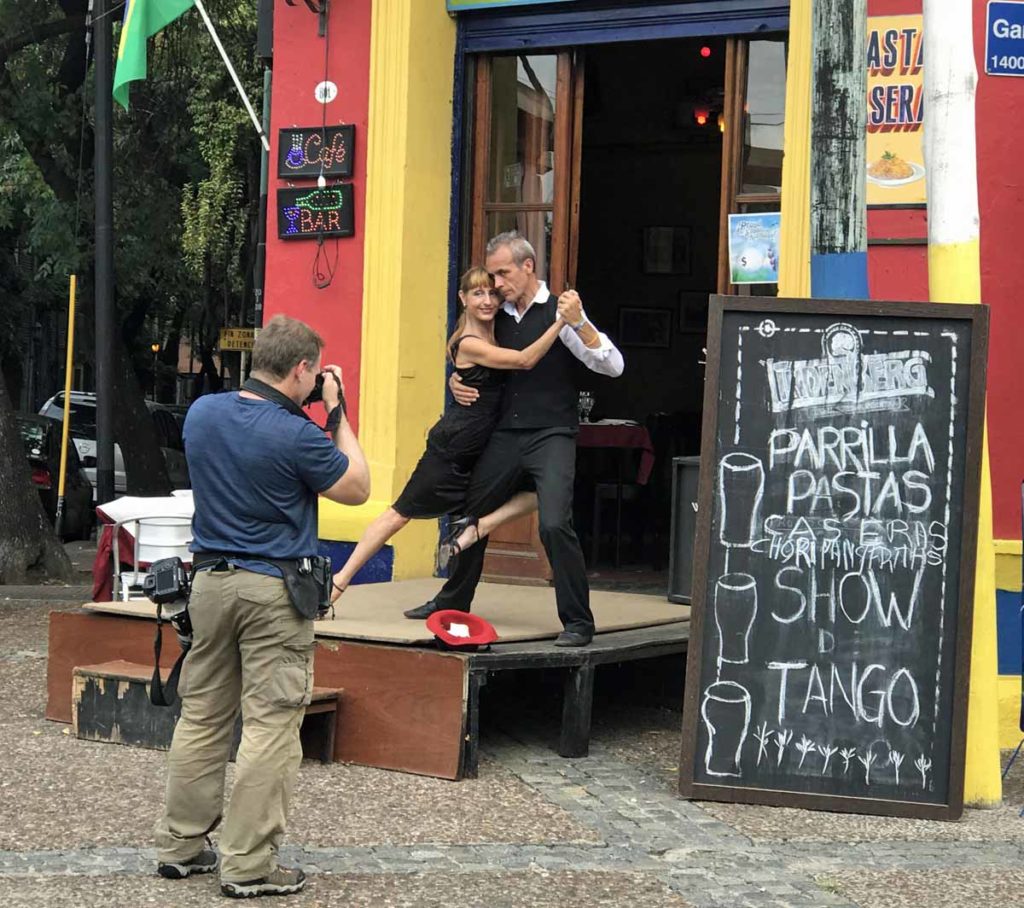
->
[91,523,138,602]
[576,423,655,485]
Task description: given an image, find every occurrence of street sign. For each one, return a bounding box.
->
[219,327,255,351]
[986,0,1024,77]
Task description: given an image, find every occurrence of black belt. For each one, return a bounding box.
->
[192,552,307,574]
[193,551,330,620]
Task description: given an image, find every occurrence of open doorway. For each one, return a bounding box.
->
[572,37,725,587]
[465,35,787,589]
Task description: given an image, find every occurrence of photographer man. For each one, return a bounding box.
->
[154,315,369,899]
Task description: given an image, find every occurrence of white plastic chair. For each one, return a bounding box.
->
[112,515,193,601]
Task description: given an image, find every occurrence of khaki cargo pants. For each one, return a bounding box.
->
[154,565,315,882]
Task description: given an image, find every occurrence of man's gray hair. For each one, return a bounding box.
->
[251,314,324,379]
[486,230,536,268]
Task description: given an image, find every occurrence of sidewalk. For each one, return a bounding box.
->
[0,540,95,604]
[1,584,1022,905]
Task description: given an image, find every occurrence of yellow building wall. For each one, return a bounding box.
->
[319,1,457,579]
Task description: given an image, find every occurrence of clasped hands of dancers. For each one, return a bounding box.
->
[327,230,624,646]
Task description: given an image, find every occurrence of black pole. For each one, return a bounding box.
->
[254,0,272,329]
[253,67,271,329]
[94,0,116,505]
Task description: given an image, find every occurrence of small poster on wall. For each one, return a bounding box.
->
[727,213,780,285]
[866,16,926,206]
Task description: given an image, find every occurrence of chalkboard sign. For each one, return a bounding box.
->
[679,296,988,821]
[277,125,355,179]
[277,185,354,240]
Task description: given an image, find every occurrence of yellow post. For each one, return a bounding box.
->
[778,0,812,298]
[928,242,1001,808]
[55,274,77,538]
[923,0,1002,807]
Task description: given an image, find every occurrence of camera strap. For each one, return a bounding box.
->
[241,377,344,432]
[241,377,314,422]
[150,604,189,707]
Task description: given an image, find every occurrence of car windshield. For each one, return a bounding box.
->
[47,398,97,438]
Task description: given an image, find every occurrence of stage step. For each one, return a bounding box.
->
[72,660,341,763]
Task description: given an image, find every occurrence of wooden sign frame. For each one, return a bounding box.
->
[679,295,989,821]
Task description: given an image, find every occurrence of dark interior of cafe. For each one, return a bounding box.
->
[571,37,726,581]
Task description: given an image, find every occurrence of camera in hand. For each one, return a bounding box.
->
[301,370,346,409]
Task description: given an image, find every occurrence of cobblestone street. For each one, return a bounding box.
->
[2,592,1022,907]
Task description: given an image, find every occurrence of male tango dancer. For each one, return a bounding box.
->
[405,231,624,646]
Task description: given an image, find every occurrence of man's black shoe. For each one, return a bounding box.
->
[403,599,443,620]
[554,630,593,647]
[157,846,219,879]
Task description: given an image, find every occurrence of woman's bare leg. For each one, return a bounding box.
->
[454,491,538,552]
[331,507,410,599]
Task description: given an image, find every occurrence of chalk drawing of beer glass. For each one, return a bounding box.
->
[718,453,765,547]
[701,681,752,777]
[714,573,757,666]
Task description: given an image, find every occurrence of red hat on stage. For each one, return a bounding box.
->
[426,610,498,650]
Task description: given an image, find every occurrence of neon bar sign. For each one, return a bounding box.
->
[277,185,355,240]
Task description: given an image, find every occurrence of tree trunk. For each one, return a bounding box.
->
[0,370,73,583]
[809,0,869,299]
[113,338,173,496]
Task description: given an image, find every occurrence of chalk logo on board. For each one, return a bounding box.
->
[766,323,934,413]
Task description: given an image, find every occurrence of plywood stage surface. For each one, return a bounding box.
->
[85,579,690,645]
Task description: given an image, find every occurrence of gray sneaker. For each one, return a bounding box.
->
[157,846,219,879]
[221,866,306,899]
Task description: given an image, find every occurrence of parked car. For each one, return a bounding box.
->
[14,414,94,541]
[38,391,190,501]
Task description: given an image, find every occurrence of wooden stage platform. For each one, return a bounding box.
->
[46,580,690,780]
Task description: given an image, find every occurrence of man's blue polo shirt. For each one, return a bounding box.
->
[184,393,348,576]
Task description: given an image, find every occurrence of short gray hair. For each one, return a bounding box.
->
[251,315,324,379]
[485,230,536,268]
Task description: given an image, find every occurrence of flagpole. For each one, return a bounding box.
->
[193,0,271,152]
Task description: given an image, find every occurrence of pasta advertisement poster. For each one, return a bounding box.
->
[866,15,926,206]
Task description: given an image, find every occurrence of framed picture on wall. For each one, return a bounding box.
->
[678,291,710,334]
[642,226,692,275]
[618,307,672,348]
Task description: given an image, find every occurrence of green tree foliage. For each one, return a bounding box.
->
[1,0,261,394]
[0,0,261,575]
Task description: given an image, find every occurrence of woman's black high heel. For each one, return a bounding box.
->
[437,516,479,572]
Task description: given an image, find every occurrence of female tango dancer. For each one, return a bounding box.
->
[329,267,571,602]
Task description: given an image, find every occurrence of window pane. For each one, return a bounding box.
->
[486,210,553,281]
[488,55,557,206]
[742,40,786,194]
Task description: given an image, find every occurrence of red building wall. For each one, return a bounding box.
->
[868,0,1024,540]
[263,0,372,432]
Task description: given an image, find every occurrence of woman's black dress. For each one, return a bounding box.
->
[392,336,504,519]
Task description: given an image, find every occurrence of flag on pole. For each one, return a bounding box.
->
[112,0,195,110]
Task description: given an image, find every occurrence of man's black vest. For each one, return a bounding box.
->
[495,295,581,430]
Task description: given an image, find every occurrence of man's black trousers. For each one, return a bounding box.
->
[433,427,594,636]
